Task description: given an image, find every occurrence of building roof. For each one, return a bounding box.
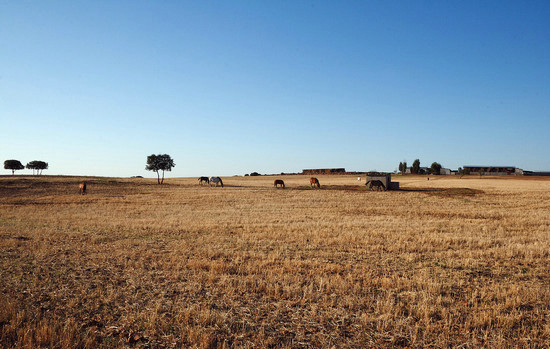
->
[463,165,516,168]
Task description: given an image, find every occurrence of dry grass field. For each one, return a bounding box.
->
[1,174,550,348]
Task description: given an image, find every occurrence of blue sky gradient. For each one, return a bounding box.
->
[1,1,549,177]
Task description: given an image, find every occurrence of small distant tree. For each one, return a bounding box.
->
[402,161,407,174]
[250,172,260,176]
[430,162,442,175]
[26,160,49,175]
[4,160,24,175]
[412,159,420,174]
[458,167,470,177]
[145,154,175,184]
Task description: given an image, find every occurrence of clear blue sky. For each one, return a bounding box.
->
[1,1,549,177]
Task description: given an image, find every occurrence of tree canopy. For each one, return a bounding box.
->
[411,159,420,174]
[398,161,407,174]
[430,162,442,175]
[4,160,24,175]
[26,160,49,175]
[145,154,175,184]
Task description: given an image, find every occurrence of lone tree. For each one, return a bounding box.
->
[430,162,442,175]
[398,161,407,174]
[4,159,24,175]
[26,160,49,175]
[146,154,175,184]
[411,159,420,174]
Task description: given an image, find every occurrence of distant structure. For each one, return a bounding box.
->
[463,166,521,175]
[524,171,550,176]
[302,168,346,175]
[366,172,399,190]
[404,167,432,175]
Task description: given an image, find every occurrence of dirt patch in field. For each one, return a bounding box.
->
[293,185,368,191]
[292,185,483,197]
[400,187,484,197]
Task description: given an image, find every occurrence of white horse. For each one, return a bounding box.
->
[210,176,224,187]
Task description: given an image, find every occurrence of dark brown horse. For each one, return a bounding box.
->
[79,182,87,195]
[310,177,320,188]
[198,177,209,185]
[366,180,386,191]
[274,179,285,188]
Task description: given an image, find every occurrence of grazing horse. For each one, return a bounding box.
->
[310,177,320,188]
[198,177,209,185]
[366,180,386,191]
[210,176,223,187]
[274,179,285,188]
[79,182,87,195]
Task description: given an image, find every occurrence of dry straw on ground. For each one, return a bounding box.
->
[1,174,550,348]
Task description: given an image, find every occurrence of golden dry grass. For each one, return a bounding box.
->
[1,174,550,348]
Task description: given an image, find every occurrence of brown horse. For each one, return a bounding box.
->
[366,180,386,191]
[198,177,209,185]
[310,177,320,188]
[274,179,285,188]
[79,182,87,195]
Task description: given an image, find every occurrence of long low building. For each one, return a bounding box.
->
[302,168,346,175]
[463,166,520,175]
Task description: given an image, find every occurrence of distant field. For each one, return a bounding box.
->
[1,175,550,348]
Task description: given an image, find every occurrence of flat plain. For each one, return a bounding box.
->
[1,174,550,348]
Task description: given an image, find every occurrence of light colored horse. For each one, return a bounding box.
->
[309,177,320,188]
[79,182,87,195]
[210,177,224,187]
[274,179,285,188]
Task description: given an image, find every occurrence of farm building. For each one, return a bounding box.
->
[366,173,399,190]
[524,171,550,176]
[302,168,346,175]
[463,166,520,175]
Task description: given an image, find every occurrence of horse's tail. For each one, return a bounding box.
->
[220,178,224,187]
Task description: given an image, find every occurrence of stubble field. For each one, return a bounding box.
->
[1,174,550,348]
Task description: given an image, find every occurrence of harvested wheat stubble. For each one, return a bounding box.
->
[1,175,550,348]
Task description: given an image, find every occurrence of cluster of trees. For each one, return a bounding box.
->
[4,155,176,184]
[458,167,470,175]
[398,161,407,174]
[4,160,48,175]
[398,159,443,175]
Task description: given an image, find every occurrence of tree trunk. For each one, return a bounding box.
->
[156,170,160,184]
[161,170,165,184]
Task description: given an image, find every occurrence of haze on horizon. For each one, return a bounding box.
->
[1,1,549,178]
